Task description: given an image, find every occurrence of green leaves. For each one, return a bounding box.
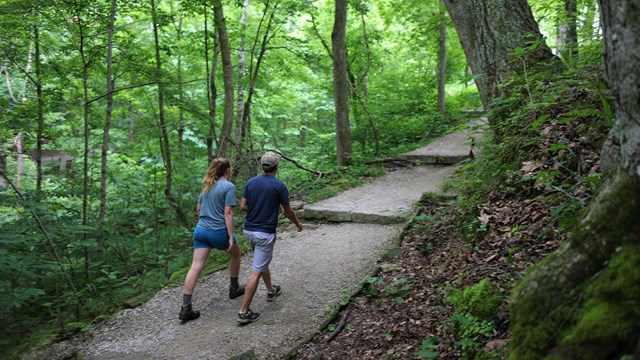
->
[413,336,440,359]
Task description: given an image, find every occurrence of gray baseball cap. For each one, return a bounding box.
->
[260,151,281,167]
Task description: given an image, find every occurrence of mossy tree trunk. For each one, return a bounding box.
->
[441,0,554,111]
[510,2,640,359]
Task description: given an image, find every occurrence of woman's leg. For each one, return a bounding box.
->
[228,243,241,279]
[227,243,245,299]
[183,248,212,296]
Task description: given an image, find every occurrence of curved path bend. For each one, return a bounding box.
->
[26,120,484,360]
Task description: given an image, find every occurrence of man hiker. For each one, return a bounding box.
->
[236,151,304,323]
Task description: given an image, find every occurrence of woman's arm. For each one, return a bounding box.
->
[224,205,234,251]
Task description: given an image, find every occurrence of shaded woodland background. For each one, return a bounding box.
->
[2,0,638,359]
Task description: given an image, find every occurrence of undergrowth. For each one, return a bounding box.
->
[442,52,611,358]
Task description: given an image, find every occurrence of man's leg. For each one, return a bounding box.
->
[262,267,282,302]
[261,267,273,293]
[240,270,262,313]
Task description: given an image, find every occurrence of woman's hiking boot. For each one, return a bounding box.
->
[179,303,200,323]
[229,284,245,299]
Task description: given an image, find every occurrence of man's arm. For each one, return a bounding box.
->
[282,203,303,232]
[240,197,248,212]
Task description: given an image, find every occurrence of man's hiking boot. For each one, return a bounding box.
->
[266,285,282,302]
[229,284,245,299]
[179,303,200,323]
[236,309,261,324]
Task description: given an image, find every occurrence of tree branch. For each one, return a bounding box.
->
[265,149,326,178]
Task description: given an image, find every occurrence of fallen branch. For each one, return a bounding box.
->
[326,309,350,343]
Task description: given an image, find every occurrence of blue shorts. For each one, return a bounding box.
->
[243,230,276,272]
[193,227,237,250]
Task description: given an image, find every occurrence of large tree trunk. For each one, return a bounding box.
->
[332,0,352,166]
[442,0,554,110]
[213,0,234,158]
[510,2,640,359]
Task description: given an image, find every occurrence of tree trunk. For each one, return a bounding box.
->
[239,0,278,166]
[213,0,234,158]
[235,0,249,153]
[151,0,188,227]
[2,58,18,102]
[442,0,554,110]
[14,132,24,190]
[204,3,219,162]
[74,5,91,279]
[437,0,447,119]
[510,2,640,359]
[332,0,352,166]
[98,0,117,226]
[0,142,6,191]
[35,25,44,191]
[557,0,578,60]
[127,103,135,142]
[358,6,380,155]
[176,14,185,158]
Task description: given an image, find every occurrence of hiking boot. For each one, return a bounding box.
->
[236,309,261,324]
[229,284,245,299]
[179,303,200,323]
[266,285,282,302]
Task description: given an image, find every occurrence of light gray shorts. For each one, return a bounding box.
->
[243,230,276,272]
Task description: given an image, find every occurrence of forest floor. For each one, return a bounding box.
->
[293,197,557,359]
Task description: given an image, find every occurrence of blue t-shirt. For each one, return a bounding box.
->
[197,178,236,231]
[242,174,290,233]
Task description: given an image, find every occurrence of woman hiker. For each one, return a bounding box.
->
[179,158,245,322]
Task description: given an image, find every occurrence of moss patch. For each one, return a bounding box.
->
[455,279,504,321]
[554,244,640,359]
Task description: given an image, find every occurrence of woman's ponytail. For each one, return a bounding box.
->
[201,158,231,194]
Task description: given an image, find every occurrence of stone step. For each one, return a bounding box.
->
[302,165,458,223]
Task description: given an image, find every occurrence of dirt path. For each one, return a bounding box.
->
[25,122,482,360]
